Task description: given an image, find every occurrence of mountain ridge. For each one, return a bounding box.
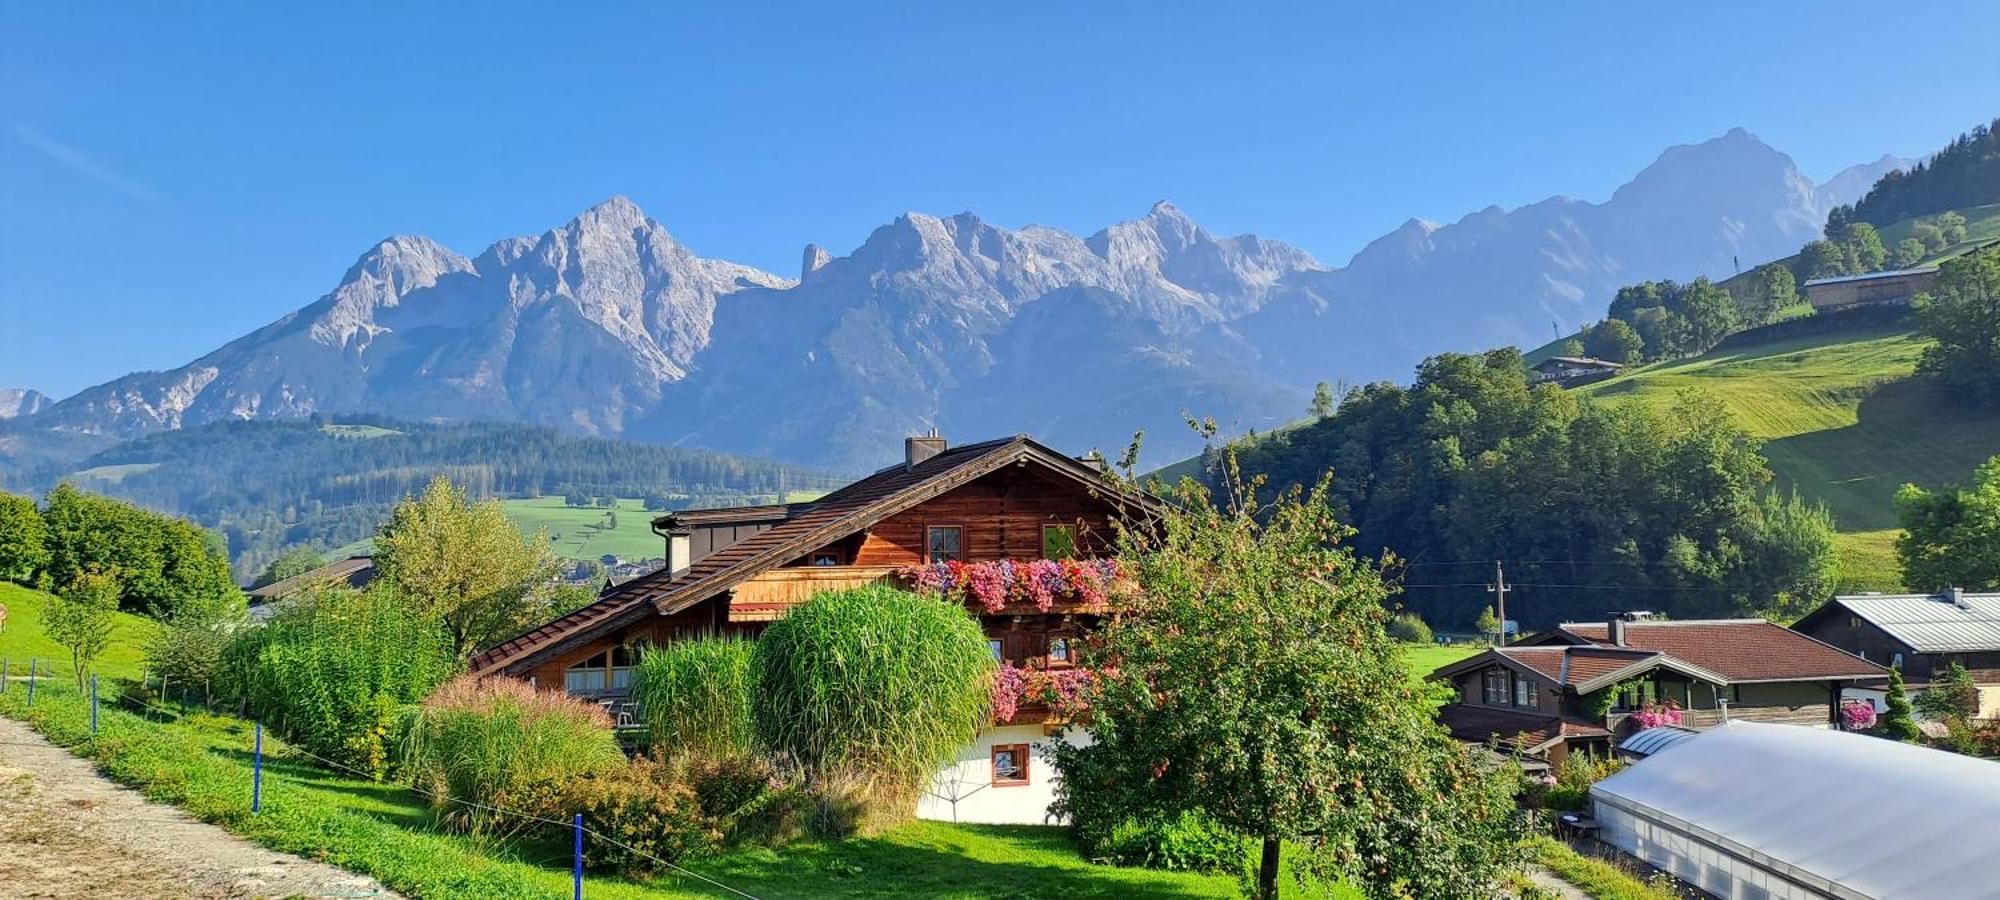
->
[13,129,1900,470]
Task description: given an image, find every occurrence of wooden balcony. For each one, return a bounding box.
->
[728,565,902,622]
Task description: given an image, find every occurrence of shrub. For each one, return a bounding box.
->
[1386,611,1433,644]
[750,585,993,828]
[218,583,454,775]
[402,675,625,827]
[1091,811,1247,873]
[505,759,716,874]
[632,637,755,760]
[46,568,122,688]
[146,590,247,692]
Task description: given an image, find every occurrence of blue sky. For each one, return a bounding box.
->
[3,2,1996,398]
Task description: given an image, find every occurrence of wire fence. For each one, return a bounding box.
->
[1,664,759,900]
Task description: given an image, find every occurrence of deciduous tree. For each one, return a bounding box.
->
[1913,250,2000,406]
[1056,462,1518,898]
[373,476,560,661]
[46,569,120,688]
[1895,456,2000,591]
[0,491,48,584]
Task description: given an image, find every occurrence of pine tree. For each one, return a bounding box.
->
[1881,667,1922,742]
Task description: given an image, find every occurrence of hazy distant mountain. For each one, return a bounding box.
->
[15,129,1902,470]
[1228,130,1906,386]
[0,389,49,420]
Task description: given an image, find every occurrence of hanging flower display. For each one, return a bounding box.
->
[898,558,1124,611]
[1840,700,1878,731]
[1629,701,1684,730]
[989,663,1097,724]
[990,662,1027,723]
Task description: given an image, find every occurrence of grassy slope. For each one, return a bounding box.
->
[0,582,155,682]
[1577,325,2000,591]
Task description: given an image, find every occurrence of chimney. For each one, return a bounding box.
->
[905,430,947,470]
[1607,615,1626,647]
[666,527,693,579]
[1950,586,1970,610]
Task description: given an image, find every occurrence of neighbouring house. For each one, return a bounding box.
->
[1428,613,1886,766]
[1591,720,2000,899]
[245,555,378,622]
[1529,356,1625,387]
[469,434,1156,825]
[1802,265,1938,311]
[1791,590,2000,719]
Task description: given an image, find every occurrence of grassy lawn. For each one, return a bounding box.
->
[1402,643,1479,681]
[0,582,155,683]
[501,497,667,563]
[1524,837,1676,900]
[1579,324,2000,591]
[0,680,1265,899]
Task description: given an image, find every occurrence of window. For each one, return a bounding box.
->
[610,644,640,691]
[811,552,840,567]
[1514,677,1538,709]
[989,638,1005,662]
[1891,652,1904,671]
[991,744,1030,786]
[1042,524,1077,560]
[1849,615,1862,630]
[566,646,640,695]
[1482,668,1509,705]
[927,526,964,563]
[1049,637,1071,664]
[566,653,608,694]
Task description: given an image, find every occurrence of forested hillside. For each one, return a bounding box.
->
[4,417,841,578]
[1833,118,2000,228]
[1199,349,1838,630]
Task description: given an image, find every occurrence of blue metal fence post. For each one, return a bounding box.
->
[252,722,263,813]
[3,658,9,693]
[26,658,35,707]
[573,813,584,899]
[90,674,99,733]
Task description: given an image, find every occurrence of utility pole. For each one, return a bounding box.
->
[1488,561,1510,647]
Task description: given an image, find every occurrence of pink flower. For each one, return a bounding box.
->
[990,663,1027,723]
[1840,702,1877,730]
[1026,559,1063,610]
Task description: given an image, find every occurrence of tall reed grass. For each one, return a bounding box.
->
[750,585,992,825]
[401,674,624,828]
[632,637,755,761]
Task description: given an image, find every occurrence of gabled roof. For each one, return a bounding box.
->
[1550,619,1884,683]
[1429,644,1714,693]
[246,555,377,601]
[653,502,811,530]
[1436,704,1611,754]
[470,435,1154,676]
[1809,593,2000,653]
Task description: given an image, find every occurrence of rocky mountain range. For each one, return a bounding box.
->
[10,129,1906,471]
[0,389,50,420]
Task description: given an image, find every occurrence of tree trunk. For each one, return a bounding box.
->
[1257,836,1281,899]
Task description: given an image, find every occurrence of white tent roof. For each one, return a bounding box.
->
[1591,721,2000,899]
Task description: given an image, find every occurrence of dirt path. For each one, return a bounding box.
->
[0,715,398,899]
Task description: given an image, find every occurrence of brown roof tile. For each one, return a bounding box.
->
[1559,620,1885,682]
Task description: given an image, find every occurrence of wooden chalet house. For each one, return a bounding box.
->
[1427,613,1885,766]
[469,434,1155,825]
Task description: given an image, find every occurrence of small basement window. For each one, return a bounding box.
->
[1042,524,1077,560]
[988,638,1005,662]
[1049,637,1071,664]
[991,743,1030,786]
[927,526,964,563]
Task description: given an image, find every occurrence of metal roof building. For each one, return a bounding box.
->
[1823,591,2000,653]
[1591,721,2000,899]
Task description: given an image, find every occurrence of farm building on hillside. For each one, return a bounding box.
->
[1428,613,1884,765]
[1793,590,2000,719]
[470,434,1156,825]
[1591,720,2000,899]
[1529,356,1625,387]
[245,555,378,622]
[1802,266,1938,311]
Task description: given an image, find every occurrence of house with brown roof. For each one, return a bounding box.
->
[470,433,1154,824]
[1792,590,2000,719]
[1428,612,1886,766]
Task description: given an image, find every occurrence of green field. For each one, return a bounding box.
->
[1878,202,2000,266]
[501,497,669,562]
[1402,643,1479,681]
[0,582,156,682]
[1578,324,2000,590]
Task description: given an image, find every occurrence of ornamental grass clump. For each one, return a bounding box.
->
[750,585,992,828]
[217,583,454,775]
[632,637,756,761]
[402,674,625,829]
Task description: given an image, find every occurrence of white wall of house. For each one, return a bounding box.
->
[916,725,1092,826]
